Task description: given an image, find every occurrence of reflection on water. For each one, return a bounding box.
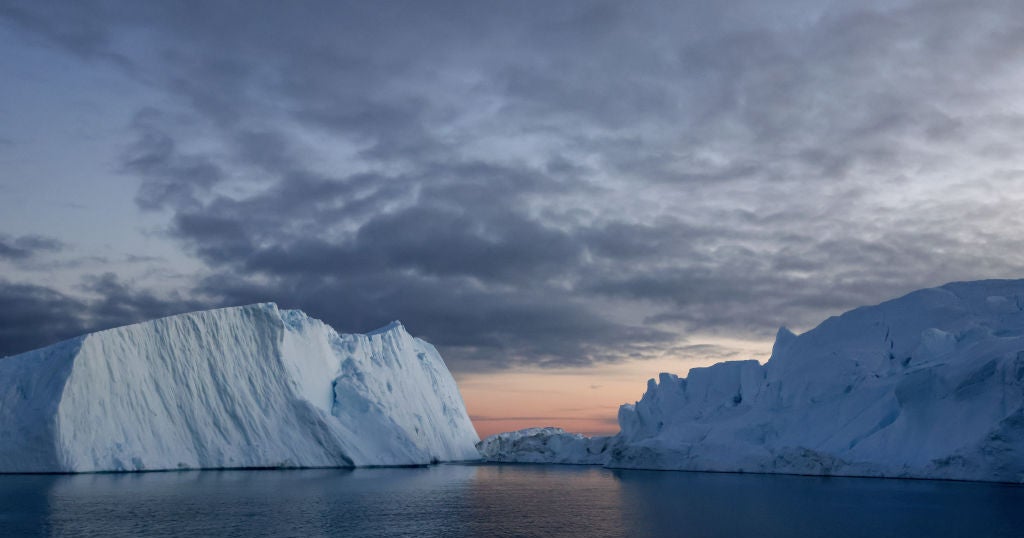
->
[464,465,627,537]
[0,464,1021,537]
[613,469,1024,538]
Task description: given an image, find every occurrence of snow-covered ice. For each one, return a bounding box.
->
[480,280,1024,483]
[0,303,480,472]
[476,427,612,464]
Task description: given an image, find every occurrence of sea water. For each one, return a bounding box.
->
[1,464,1021,537]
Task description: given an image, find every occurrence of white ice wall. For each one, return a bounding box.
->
[482,280,1024,483]
[0,303,480,473]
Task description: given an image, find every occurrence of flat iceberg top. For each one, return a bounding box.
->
[0,303,480,473]
[1,302,406,359]
[480,279,1024,483]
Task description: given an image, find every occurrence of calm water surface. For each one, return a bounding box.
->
[0,464,1021,537]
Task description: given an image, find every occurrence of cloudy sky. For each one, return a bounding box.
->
[2,1,1023,434]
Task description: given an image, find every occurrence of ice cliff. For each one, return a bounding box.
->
[0,303,480,473]
[479,280,1024,483]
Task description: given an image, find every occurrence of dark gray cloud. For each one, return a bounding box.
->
[0,274,202,357]
[0,234,63,261]
[80,272,206,332]
[123,108,225,211]
[191,270,674,372]
[2,1,1024,369]
[0,280,85,356]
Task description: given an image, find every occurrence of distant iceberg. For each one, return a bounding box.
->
[476,427,613,464]
[480,280,1024,483]
[0,303,480,472]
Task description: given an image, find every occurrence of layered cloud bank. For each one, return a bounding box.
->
[4,2,1024,372]
[480,280,1024,483]
[0,304,479,472]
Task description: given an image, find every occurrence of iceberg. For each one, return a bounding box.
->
[480,280,1024,483]
[476,427,613,464]
[0,303,480,473]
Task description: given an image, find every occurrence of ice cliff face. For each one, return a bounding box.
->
[0,303,480,473]
[481,280,1024,483]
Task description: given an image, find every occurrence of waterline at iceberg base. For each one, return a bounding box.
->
[479,279,1024,483]
[0,303,480,473]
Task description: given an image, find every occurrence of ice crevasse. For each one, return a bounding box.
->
[0,303,480,473]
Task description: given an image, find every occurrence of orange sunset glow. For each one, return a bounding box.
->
[458,336,772,438]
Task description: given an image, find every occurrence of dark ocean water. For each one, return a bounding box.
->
[0,464,1021,537]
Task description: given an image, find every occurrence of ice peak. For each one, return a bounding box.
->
[366,320,407,336]
[770,326,797,358]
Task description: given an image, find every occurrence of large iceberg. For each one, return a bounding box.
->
[0,303,480,473]
[480,280,1024,483]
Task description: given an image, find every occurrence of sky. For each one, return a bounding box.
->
[1,1,1023,437]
